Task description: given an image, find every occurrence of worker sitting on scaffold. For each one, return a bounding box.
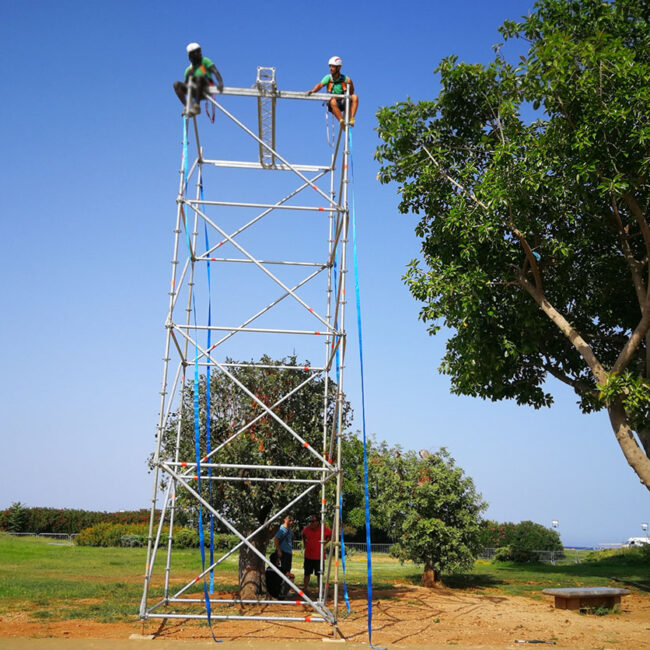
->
[306,56,358,127]
[173,42,224,117]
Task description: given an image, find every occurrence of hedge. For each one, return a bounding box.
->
[74,522,239,549]
[0,505,154,535]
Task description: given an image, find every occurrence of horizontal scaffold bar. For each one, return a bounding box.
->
[145,612,327,623]
[174,476,324,485]
[168,597,322,606]
[202,159,332,173]
[173,324,339,336]
[186,199,343,212]
[214,86,345,102]
[196,257,325,267]
[167,462,331,472]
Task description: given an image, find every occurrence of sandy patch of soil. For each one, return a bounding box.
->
[1,585,648,648]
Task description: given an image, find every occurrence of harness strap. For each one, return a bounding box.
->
[327,74,347,93]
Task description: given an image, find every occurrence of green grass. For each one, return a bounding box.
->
[1,533,647,624]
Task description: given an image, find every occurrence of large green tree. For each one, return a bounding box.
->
[376,0,650,488]
[156,355,351,598]
[342,434,486,586]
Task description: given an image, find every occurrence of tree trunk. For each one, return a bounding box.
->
[608,399,650,491]
[238,533,270,600]
[421,562,441,588]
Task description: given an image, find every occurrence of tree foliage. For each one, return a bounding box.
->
[376,0,650,488]
[155,355,351,597]
[343,436,486,585]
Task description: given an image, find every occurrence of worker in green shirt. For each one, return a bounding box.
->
[306,56,358,127]
[173,42,224,116]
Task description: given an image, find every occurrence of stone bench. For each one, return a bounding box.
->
[542,587,630,610]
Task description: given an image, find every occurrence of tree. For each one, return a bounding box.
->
[344,436,486,586]
[480,519,562,562]
[6,502,29,533]
[376,0,650,488]
[156,355,352,598]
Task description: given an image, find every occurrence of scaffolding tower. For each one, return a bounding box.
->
[140,68,353,633]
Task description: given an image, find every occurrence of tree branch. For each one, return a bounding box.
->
[622,192,650,295]
[610,193,646,309]
[608,399,650,489]
[612,293,650,374]
[543,362,598,399]
[420,144,543,293]
[517,274,607,384]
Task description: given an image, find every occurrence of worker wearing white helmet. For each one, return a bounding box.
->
[306,56,358,127]
[173,42,224,117]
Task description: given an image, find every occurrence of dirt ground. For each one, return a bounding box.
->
[1,584,649,649]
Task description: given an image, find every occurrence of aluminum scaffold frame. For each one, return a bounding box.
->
[140,70,353,634]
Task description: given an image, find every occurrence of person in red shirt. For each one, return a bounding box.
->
[301,515,332,591]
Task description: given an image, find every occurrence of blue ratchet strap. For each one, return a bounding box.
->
[182,117,220,642]
[200,176,215,594]
[181,120,192,254]
[348,130,384,649]
[332,254,351,613]
[339,494,351,612]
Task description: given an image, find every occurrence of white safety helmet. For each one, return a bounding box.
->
[186,42,201,53]
[328,56,342,66]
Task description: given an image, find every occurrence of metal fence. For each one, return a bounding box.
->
[291,539,393,554]
[6,532,77,541]
[4,533,588,563]
[478,547,584,564]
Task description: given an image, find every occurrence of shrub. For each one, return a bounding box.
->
[493,545,514,561]
[478,520,517,548]
[212,533,239,550]
[75,522,203,548]
[174,527,199,549]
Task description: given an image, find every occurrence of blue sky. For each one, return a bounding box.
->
[1,0,647,548]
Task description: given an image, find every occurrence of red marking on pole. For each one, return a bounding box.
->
[304,366,309,371]
[193,475,198,480]
[321,498,326,504]
[210,257,216,261]
[299,590,304,596]
[308,308,313,313]
[314,331,321,335]
[194,576,200,583]
[181,462,187,467]
[311,185,317,190]
[318,207,324,211]
[295,600,300,605]
[305,616,311,622]
[303,442,309,448]
[335,560,339,567]
[202,456,208,462]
